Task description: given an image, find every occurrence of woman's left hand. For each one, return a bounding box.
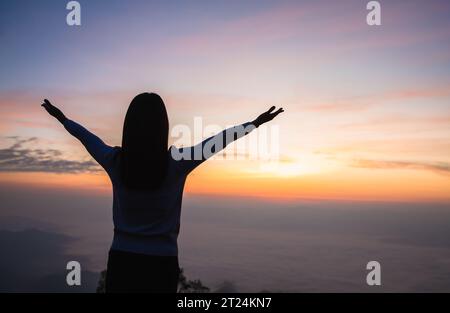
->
[41,99,67,123]
[252,106,284,127]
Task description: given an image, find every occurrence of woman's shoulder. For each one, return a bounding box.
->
[167,146,189,174]
[110,146,122,159]
[105,146,122,169]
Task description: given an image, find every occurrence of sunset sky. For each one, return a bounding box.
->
[1,0,450,202]
[2,0,450,293]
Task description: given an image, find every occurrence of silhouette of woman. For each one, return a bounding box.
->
[41,93,283,293]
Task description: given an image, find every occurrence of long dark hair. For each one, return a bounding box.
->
[120,93,169,190]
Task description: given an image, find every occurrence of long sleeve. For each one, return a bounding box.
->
[172,121,256,174]
[63,119,116,171]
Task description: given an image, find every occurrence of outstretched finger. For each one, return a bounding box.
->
[267,106,276,113]
[273,108,284,116]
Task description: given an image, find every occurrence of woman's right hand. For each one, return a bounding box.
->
[41,99,67,124]
[252,106,284,127]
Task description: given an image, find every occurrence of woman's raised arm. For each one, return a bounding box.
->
[41,99,115,170]
[173,106,284,173]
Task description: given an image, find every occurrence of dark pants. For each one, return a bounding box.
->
[105,249,180,293]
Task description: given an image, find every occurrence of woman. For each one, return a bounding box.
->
[41,93,283,293]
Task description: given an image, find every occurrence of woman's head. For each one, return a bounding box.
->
[120,93,169,190]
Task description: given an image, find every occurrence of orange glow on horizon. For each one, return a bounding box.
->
[185,163,450,203]
[1,159,449,204]
[0,172,111,194]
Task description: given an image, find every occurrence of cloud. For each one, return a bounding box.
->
[0,90,127,139]
[0,228,99,292]
[0,137,100,173]
[306,99,371,112]
[213,280,238,293]
[172,3,309,55]
[181,196,450,292]
[351,159,450,175]
[306,85,450,113]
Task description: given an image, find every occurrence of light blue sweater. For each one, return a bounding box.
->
[63,119,254,256]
